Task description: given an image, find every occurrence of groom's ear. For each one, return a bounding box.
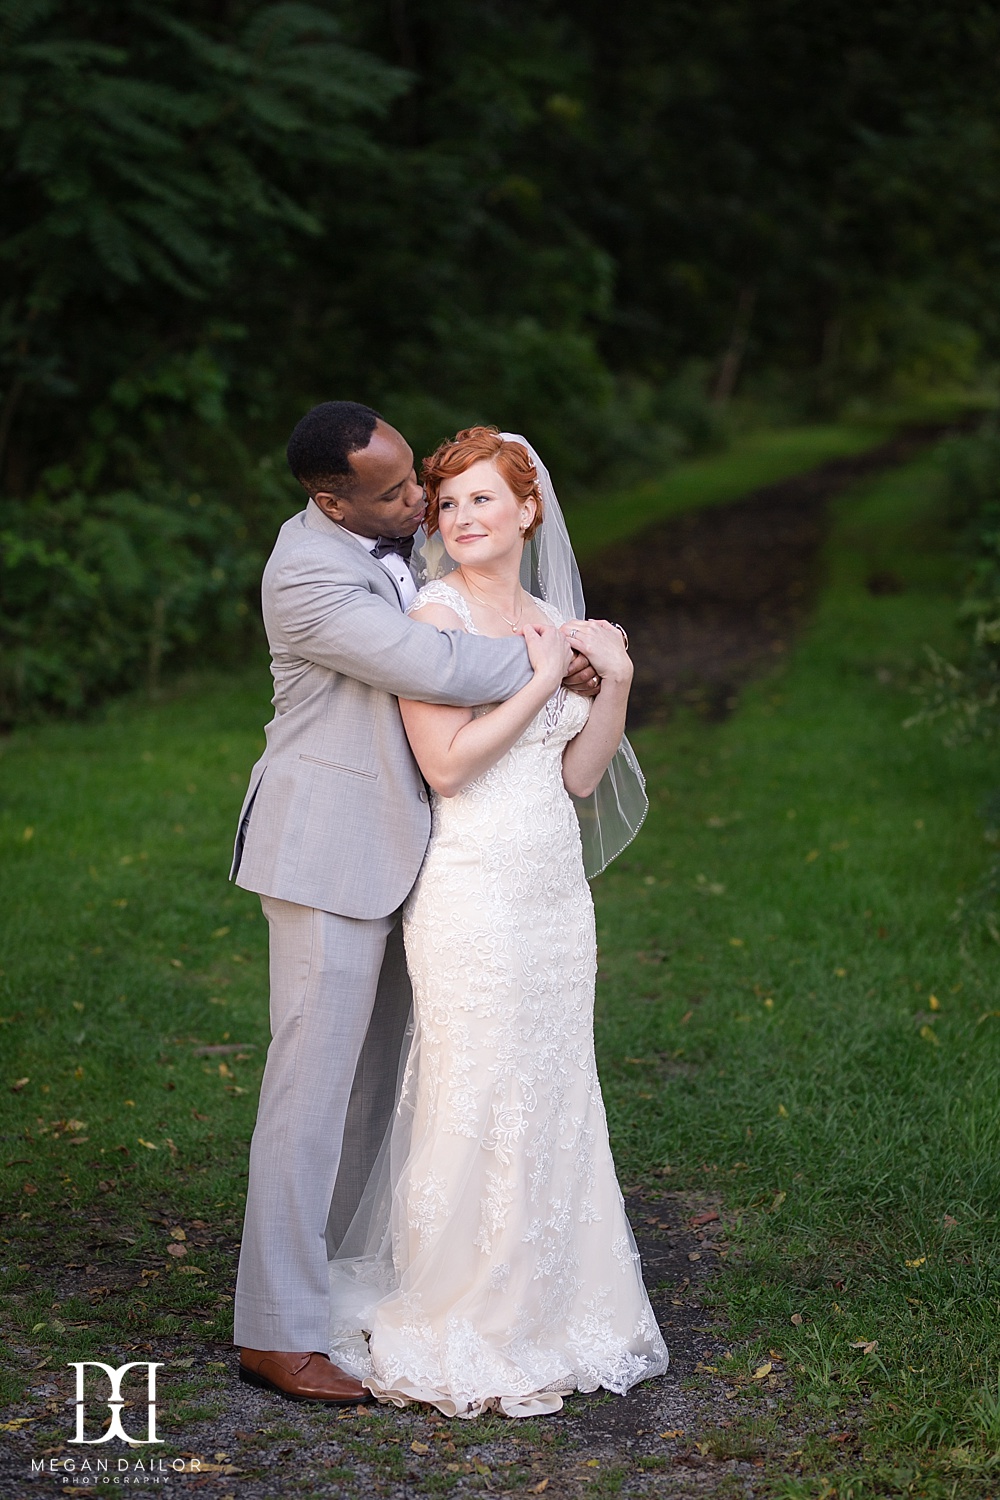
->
[312,491,347,523]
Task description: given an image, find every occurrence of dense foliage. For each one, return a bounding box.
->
[3,0,1000,717]
[906,422,1000,935]
[910,426,1000,746]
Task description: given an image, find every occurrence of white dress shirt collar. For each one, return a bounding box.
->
[338,525,417,608]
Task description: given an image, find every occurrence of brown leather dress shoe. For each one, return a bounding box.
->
[239,1349,371,1404]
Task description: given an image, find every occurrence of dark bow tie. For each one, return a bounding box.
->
[372,534,415,562]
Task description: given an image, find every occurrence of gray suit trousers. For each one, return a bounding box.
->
[233,896,411,1351]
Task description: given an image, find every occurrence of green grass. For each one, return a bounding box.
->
[0,674,272,1425]
[594,450,1000,1494]
[1,443,998,1495]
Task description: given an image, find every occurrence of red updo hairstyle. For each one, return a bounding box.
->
[420,426,544,540]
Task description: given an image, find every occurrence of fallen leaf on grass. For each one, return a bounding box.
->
[691,1210,720,1227]
[928,994,940,1011]
[166,1243,188,1259]
[777,1105,788,1118]
[530,1482,549,1494]
[410,1441,429,1455]
[905,1257,926,1269]
[919,1025,939,1046]
[658,1430,683,1440]
[178,1266,207,1276]
[790,1313,803,1326]
[752,1363,773,1380]
[0,1417,38,1431]
[805,850,819,863]
[770,1191,786,1212]
[170,1227,187,1241]
[10,1078,29,1092]
[22,1182,37,1195]
[849,1340,879,1354]
[137,1138,158,1150]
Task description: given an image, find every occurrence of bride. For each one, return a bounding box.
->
[328,426,669,1417]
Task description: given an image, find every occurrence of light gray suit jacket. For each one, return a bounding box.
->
[231,500,532,918]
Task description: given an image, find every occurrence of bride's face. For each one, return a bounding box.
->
[437,459,535,567]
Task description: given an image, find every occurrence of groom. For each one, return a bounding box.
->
[230,402,597,1402]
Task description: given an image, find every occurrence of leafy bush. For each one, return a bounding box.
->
[906,423,1000,744]
[0,348,298,721]
[906,419,1000,937]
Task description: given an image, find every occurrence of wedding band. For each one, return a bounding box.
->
[591,675,598,686]
[611,622,629,651]
[569,628,578,638]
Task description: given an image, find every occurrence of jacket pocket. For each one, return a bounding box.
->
[298,753,378,780]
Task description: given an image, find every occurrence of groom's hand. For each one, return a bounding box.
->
[563,650,601,698]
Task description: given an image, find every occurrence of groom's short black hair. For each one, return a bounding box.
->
[286,401,383,498]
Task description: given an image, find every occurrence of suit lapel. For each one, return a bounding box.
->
[303,500,404,609]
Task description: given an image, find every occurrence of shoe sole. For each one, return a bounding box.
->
[238,1365,371,1405]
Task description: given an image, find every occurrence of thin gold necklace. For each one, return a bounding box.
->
[462,575,525,631]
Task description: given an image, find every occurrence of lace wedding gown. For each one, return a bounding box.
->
[328,582,669,1417]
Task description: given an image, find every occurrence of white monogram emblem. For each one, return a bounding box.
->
[69,1361,164,1445]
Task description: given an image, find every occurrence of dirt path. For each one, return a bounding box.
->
[3,1195,757,1498]
[582,423,963,725]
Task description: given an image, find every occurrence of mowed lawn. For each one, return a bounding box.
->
[1,444,998,1495]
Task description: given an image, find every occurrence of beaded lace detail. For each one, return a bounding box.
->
[328,579,668,1418]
